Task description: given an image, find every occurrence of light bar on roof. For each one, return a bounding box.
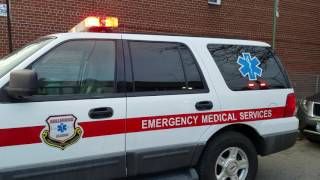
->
[69,16,119,32]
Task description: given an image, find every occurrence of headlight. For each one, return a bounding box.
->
[302,99,308,110]
[301,99,314,116]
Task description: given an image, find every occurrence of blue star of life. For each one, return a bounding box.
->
[57,123,67,133]
[237,53,263,81]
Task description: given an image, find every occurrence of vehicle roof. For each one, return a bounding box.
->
[49,32,270,47]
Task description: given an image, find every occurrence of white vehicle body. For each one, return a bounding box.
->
[0,33,298,180]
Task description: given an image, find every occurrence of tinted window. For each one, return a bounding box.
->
[207,44,290,91]
[31,40,116,95]
[179,45,204,90]
[129,42,205,92]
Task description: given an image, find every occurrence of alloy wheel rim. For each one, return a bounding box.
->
[215,147,249,180]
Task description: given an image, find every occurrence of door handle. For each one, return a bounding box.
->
[195,101,213,111]
[89,107,113,119]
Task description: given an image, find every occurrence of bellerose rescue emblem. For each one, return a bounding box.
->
[41,115,83,150]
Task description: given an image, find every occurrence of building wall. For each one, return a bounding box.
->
[0,0,319,97]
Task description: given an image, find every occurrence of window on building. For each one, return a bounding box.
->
[208,0,222,5]
[207,44,291,91]
[31,40,116,96]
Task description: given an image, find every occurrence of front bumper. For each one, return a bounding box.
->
[296,108,320,141]
[259,130,298,156]
[297,108,320,129]
[303,129,320,141]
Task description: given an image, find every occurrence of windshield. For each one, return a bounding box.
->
[0,37,55,78]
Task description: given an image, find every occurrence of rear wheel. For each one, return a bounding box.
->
[197,132,258,180]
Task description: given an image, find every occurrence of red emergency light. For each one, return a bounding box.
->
[69,16,119,32]
[247,80,269,90]
[259,81,269,89]
[247,81,258,90]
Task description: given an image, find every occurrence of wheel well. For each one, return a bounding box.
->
[203,124,265,156]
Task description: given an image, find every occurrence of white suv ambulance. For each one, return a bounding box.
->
[0,17,298,180]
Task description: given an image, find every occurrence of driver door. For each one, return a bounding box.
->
[0,38,126,180]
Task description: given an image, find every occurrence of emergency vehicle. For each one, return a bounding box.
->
[0,17,298,180]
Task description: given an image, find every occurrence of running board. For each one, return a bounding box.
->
[128,168,199,180]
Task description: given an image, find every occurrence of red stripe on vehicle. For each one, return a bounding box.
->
[0,107,286,147]
[80,119,125,138]
[126,107,285,132]
[0,126,44,147]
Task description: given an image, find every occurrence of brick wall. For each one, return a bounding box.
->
[276,0,320,98]
[0,0,319,97]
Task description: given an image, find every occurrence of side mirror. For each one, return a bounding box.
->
[6,69,38,99]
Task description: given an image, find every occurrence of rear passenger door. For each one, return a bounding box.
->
[122,37,219,176]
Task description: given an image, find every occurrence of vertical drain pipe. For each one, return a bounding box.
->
[6,0,13,53]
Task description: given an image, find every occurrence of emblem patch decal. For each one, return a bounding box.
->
[237,53,263,81]
[41,115,83,150]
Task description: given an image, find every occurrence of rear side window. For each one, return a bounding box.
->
[129,41,205,93]
[207,44,290,91]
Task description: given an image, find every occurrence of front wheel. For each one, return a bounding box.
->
[197,132,258,180]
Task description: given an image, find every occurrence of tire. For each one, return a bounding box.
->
[197,131,258,180]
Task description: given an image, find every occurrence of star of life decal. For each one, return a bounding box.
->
[237,53,263,81]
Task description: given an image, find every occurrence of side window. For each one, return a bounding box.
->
[207,44,290,91]
[31,40,116,96]
[128,41,205,92]
[179,44,205,90]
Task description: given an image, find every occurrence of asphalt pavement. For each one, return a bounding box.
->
[257,139,320,180]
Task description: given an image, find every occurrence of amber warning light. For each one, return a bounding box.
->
[69,16,119,32]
